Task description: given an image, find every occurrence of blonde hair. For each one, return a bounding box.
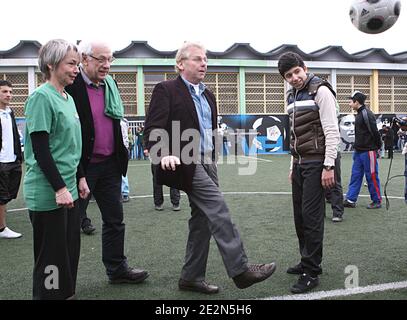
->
[38,39,79,80]
[175,41,206,73]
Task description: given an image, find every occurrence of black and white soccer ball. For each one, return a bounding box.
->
[349,0,401,34]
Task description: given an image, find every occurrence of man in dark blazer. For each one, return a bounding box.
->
[65,40,148,284]
[144,42,276,294]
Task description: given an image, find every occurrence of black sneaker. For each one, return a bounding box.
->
[287,263,322,275]
[290,273,319,294]
[286,263,304,275]
[343,199,356,208]
[172,204,181,211]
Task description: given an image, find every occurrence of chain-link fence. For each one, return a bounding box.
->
[1,73,29,117]
[245,73,285,114]
[337,75,371,113]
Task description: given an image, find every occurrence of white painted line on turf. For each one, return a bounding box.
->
[8,192,405,213]
[128,155,275,166]
[223,191,291,195]
[127,156,274,165]
[237,155,273,163]
[128,163,151,167]
[261,280,407,300]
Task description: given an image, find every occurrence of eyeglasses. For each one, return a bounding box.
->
[88,55,115,64]
[183,56,208,63]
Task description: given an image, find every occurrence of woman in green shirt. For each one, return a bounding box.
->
[24,39,90,300]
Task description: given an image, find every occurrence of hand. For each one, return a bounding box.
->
[78,177,90,200]
[55,187,74,209]
[161,155,181,171]
[321,169,335,189]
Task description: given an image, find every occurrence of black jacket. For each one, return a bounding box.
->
[0,108,22,161]
[144,76,218,192]
[65,73,128,176]
[354,105,381,152]
[383,127,395,149]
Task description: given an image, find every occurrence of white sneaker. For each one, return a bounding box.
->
[0,227,22,239]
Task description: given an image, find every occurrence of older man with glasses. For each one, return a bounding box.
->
[65,41,149,285]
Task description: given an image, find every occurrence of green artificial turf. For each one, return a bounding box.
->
[1,153,406,300]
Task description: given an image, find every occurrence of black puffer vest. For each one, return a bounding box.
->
[286,74,336,163]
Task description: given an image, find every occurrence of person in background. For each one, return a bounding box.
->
[24,39,90,299]
[128,126,135,160]
[403,137,407,204]
[121,118,130,202]
[396,117,407,203]
[383,125,394,159]
[325,106,344,223]
[343,91,382,209]
[397,127,406,152]
[150,161,181,211]
[379,124,386,158]
[324,151,344,223]
[65,40,149,284]
[0,80,23,239]
[136,125,146,160]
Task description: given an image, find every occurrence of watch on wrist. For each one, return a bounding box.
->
[323,165,335,171]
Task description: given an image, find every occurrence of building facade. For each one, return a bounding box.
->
[1,41,406,153]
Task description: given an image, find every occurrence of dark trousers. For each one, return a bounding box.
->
[151,164,180,206]
[404,154,407,202]
[0,161,22,205]
[324,152,344,218]
[386,146,394,159]
[292,162,325,277]
[136,143,145,160]
[79,157,128,278]
[29,201,80,300]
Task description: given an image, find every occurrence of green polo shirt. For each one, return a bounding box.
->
[23,83,82,211]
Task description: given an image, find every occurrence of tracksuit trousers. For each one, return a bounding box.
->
[346,150,382,204]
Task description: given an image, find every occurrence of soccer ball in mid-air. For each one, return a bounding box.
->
[349,0,401,34]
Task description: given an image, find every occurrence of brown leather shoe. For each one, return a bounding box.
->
[233,262,276,289]
[109,267,149,284]
[178,279,219,294]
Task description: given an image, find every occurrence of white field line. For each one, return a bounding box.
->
[128,163,151,167]
[237,155,274,163]
[127,156,274,166]
[260,281,407,300]
[7,192,405,213]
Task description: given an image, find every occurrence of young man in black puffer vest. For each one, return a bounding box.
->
[278,52,340,294]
